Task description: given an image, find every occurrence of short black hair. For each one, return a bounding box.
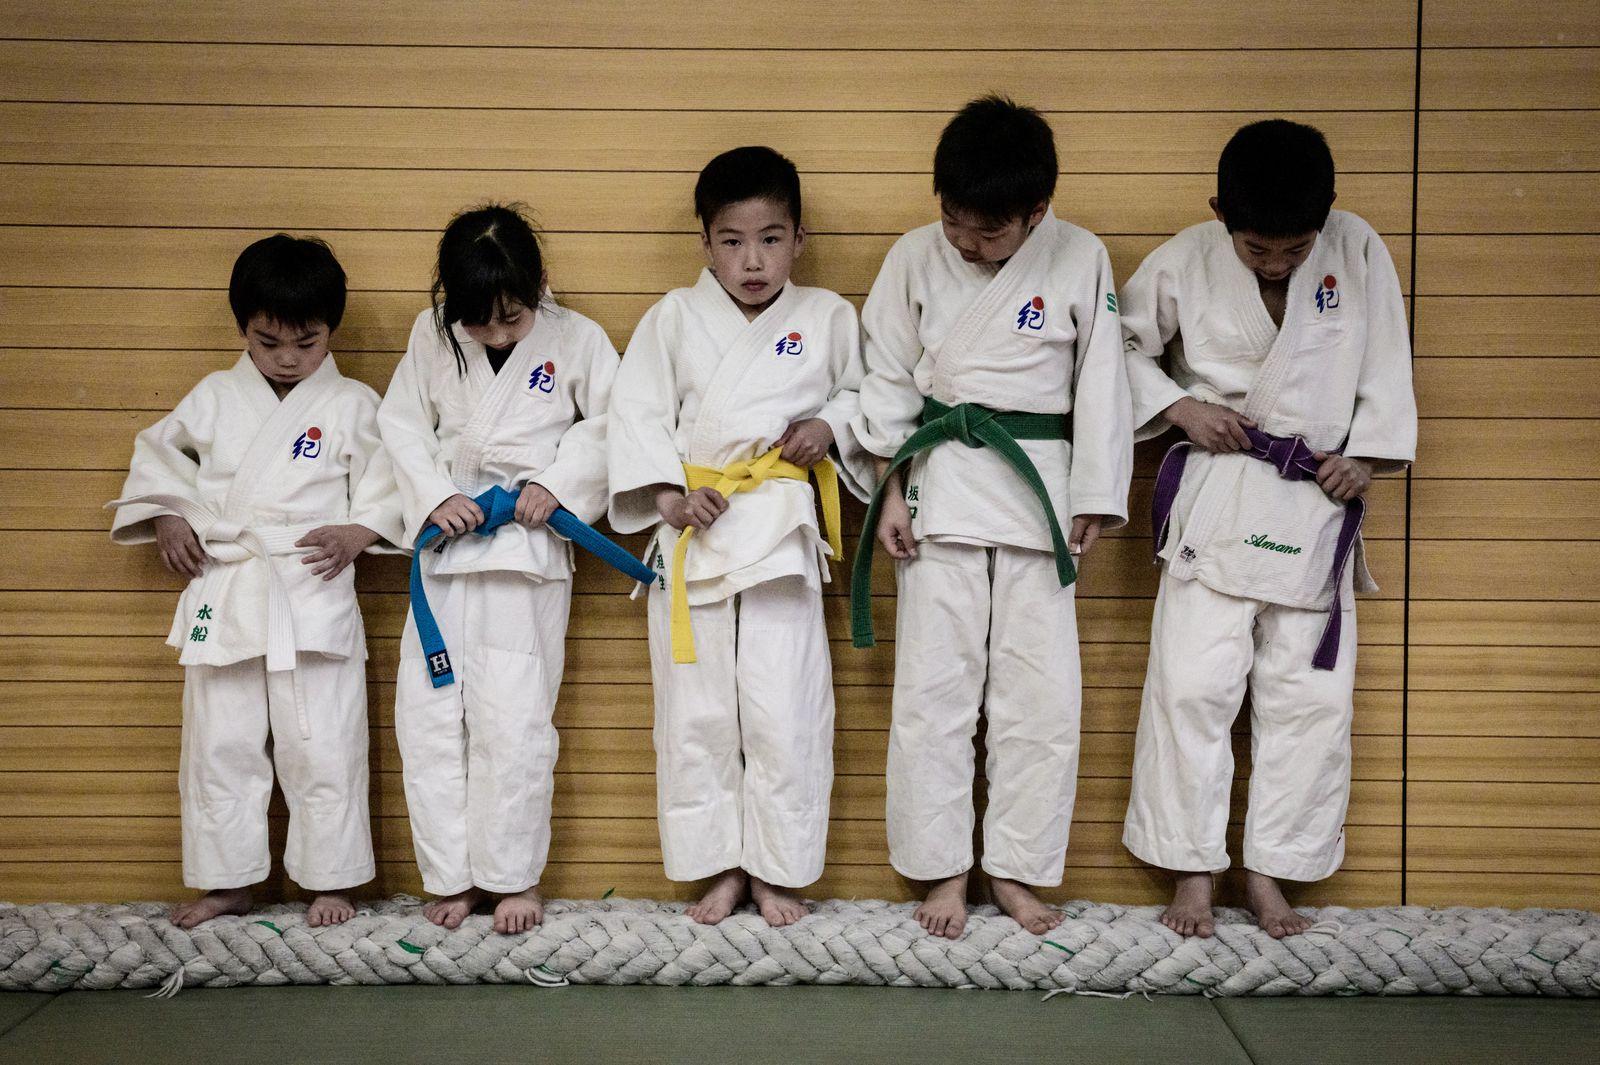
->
[228,234,347,334]
[431,203,546,374]
[694,146,802,231]
[933,95,1058,225]
[1216,120,1337,236]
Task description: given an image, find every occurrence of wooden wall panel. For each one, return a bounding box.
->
[1408,11,1600,908]
[3,1,1591,914]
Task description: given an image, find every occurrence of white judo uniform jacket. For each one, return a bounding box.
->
[383,305,617,567]
[112,354,403,669]
[379,302,617,896]
[1119,210,1418,881]
[610,269,873,595]
[608,270,870,887]
[110,353,403,891]
[853,211,1132,547]
[1122,211,1418,608]
[851,211,1133,886]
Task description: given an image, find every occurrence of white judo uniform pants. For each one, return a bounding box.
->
[648,575,834,887]
[396,570,570,895]
[1122,569,1357,882]
[180,653,373,891]
[886,541,1082,886]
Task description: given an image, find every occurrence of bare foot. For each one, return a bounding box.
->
[306,893,357,927]
[991,877,1064,936]
[913,871,969,940]
[423,887,483,930]
[171,887,253,929]
[1245,870,1314,938]
[493,887,544,934]
[1160,872,1216,938]
[750,877,808,927]
[686,869,748,925]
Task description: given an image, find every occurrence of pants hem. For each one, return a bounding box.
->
[285,864,376,893]
[889,856,974,883]
[1121,824,1229,875]
[183,867,271,891]
[1243,853,1342,883]
[979,859,1064,888]
[743,861,822,891]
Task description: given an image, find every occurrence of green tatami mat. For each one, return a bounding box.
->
[1215,997,1600,1064]
[0,986,1248,1065]
[0,995,51,1040]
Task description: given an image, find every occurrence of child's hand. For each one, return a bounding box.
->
[876,478,918,561]
[658,486,728,531]
[297,523,381,580]
[1312,454,1372,502]
[427,493,484,537]
[775,418,835,467]
[153,514,206,579]
[1165,397,1256,453]
[1069,515,1108,558]
[515,483,560,528]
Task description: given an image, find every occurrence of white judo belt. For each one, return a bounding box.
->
[109,493,320,737]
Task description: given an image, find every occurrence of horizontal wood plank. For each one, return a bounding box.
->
[1421,49,1600,109]
[0,104,1418,173]
[1418,111,1600,172]
[1413,296,1600,357]
[2,42,1419,111]
[6,1,1422,49]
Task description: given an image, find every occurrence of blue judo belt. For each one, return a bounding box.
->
[409,485,657,688]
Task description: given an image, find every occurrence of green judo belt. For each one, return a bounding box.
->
[849,397,1076,648]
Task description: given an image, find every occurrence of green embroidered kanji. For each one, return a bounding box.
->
[188,625,208,642]
[195,604,213,620]
[1106,292,1118,313]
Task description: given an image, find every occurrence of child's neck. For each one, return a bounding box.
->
[268,379,296,400]
[1257,274,1290,328]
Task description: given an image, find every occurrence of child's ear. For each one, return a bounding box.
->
[793,224,806,255]
[699,230,713,262]
[1027,201,1048,228]
[1209,196,1225,224]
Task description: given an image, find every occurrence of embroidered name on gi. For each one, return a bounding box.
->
[291,426,322,460]
[1244,533,1303,555]
[1016,296,1045,330]
[528,360,557,394]
[1314,274,1341,314]
[774,331,805,358]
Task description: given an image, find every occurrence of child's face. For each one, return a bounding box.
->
[242,313,331,386]
[460,298,537,350]
[1211,197,1319,282]
[701,197,805,311]
[1226,229,1319,283]
[940,201,1048,266]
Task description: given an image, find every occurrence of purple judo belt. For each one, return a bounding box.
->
[1151,428,1366,671]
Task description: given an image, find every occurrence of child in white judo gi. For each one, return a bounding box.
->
[111,235,403,928]
[1119,120,1417,939]
[380,204,618,933]
[852,96,1134,938]
[608,147,871,926]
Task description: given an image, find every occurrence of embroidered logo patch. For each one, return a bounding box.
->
[1244,533,1304,555]
[774,331,805,358]
[1179,545,1197,563]
[291,426,322,460]
[528,360,557,394]
[1315,274,1341,314]
[1016,295,1045,331]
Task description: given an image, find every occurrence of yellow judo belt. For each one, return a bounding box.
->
[669,446,842,664]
